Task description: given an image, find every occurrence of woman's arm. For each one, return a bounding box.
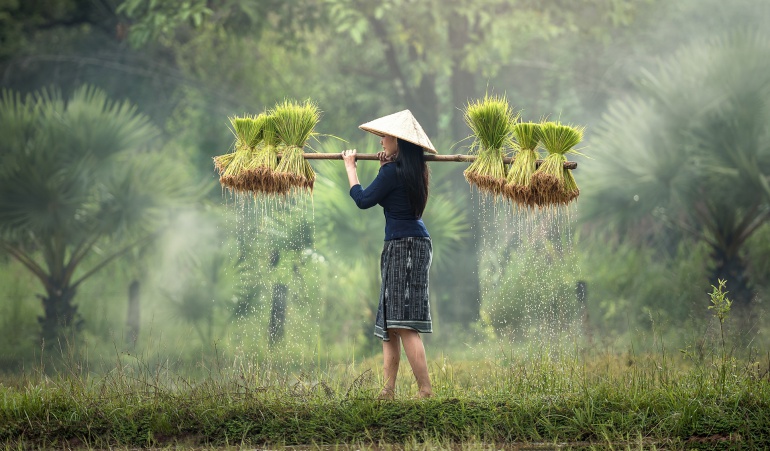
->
[344,151,396,209]
[342,149,359,188]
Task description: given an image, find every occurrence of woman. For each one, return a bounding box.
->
[341,110,436,400]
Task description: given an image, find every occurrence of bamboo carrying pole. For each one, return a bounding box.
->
[281,153,578,169]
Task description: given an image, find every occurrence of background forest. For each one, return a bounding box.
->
[2,0,770,371]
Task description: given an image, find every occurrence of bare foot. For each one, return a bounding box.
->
[377,387,395,401]
[416,390,433,399]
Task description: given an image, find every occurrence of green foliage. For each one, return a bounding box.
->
[581,32,770,306]
[322,0,653,137]
[117,0,213,47]
[117,0,320,48]
[576,234,711,340]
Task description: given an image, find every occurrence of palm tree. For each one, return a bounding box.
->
[581,33,770,308]
[0,86,193,342]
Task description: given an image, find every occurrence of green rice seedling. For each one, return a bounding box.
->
[504,122,541,207]
[463,94,518,197]
[273,99,321,193]
[213,151,235,175]
[531,121,584,206]
[255,113,290,195]
[218,114,263,192]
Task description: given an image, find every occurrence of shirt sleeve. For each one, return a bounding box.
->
[349,164,396,209]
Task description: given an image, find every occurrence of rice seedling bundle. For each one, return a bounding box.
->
[241,113,288,195]
[463,94,518,197]
[504,122,541,207]
[272,99,321,193]
[217,115,263,192]
[530,121,584,205]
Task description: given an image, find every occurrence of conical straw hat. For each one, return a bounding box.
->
[359,110,437,154]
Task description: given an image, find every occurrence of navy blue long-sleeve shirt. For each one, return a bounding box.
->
[349,162,430,241]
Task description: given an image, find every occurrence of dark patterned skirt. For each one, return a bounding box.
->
[374,237,433,341]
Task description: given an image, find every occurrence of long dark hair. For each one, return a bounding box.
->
[395,138,429,218]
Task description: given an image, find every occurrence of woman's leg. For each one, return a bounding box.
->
[380,331,401,399]
[397,329,433,397]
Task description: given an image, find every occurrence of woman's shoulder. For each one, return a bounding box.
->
[374,162,399,189]
[379,162,397,174]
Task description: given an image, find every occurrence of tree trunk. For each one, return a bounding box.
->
[126,279,141,348]
[449,12,477,141]
[576,280,593,347]
[449,68,475,141]
[444,12,481,323]
[436,242,480,326]
[267,249,286,347]
[414,72,439,137]
[38,285,82,344]
[268,284,287,348]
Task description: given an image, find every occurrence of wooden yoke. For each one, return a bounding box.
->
[291,153,578,169]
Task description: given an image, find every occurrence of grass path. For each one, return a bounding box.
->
[1,353,768,449]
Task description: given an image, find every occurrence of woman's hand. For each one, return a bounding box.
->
[342,149,357,169]
[377,151,394,167]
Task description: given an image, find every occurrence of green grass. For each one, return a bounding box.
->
[1,350,768,450]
